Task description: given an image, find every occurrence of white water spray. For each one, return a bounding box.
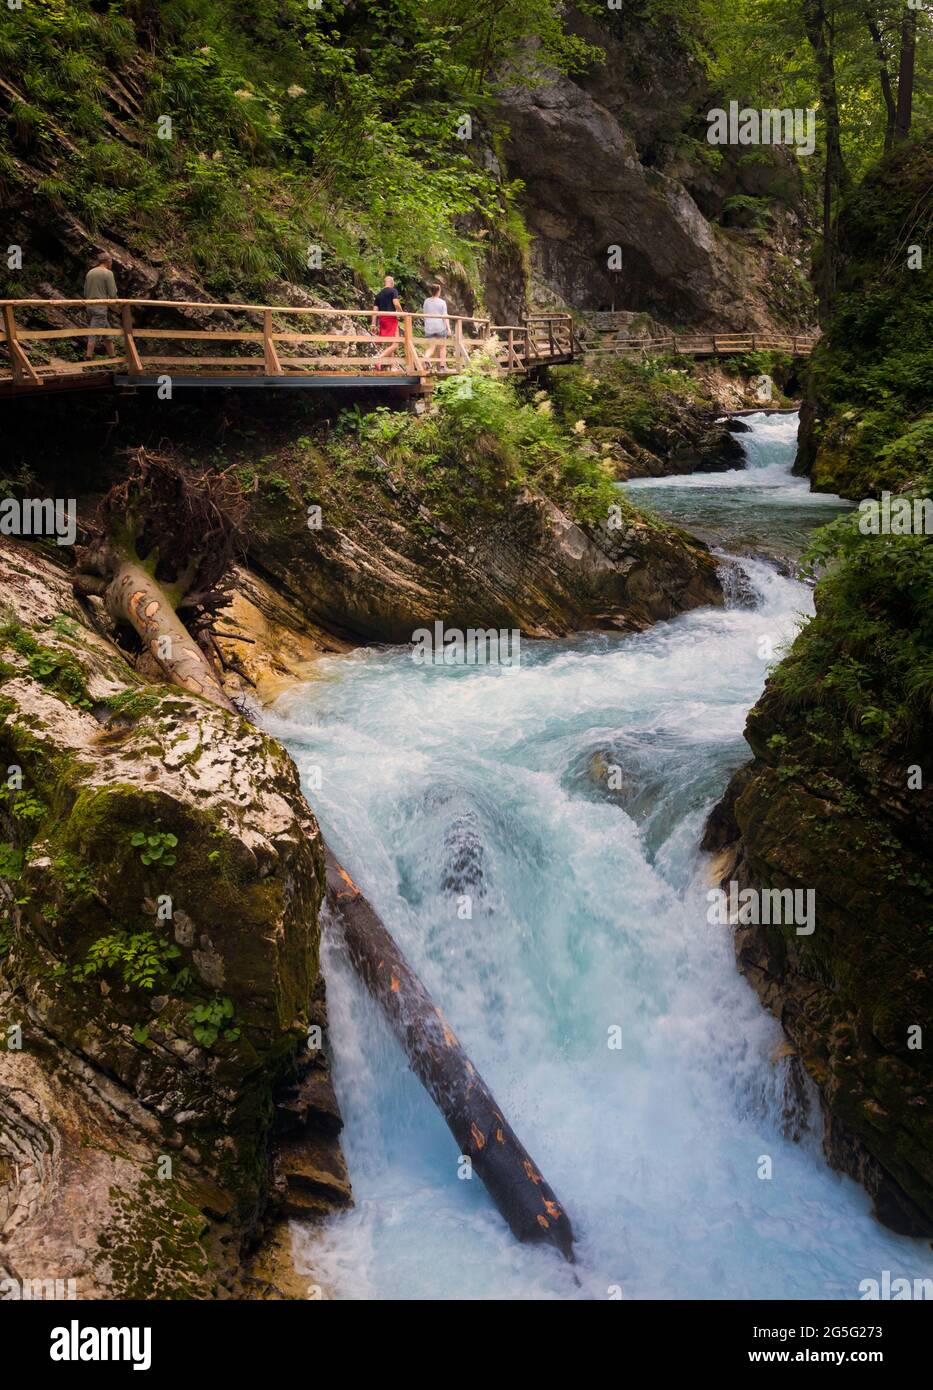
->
[271,413,932,1300]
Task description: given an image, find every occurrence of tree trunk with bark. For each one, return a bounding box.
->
[894,5,917,141]
[803,0,850,321]
[865,6,897,151]
[101,552,236,710]
[74,450,576,1261]
[323,848,576,1261]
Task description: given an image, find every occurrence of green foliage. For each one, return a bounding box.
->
[806,141,933,497]
[721,350,792,378]
[547,357,704,448]
[187,994,240,1047]
[105,688,162,722]
[0,622,92,709]
[336,362,633,526]
[696,0,931,186]
[0,0,597,301]
[130,830,178,867]
[50,851,95,901]
[770,483,933,757]
[74,929,181,992]
[0,843,24,883]
[722,193,774,233]
[5,789,47,827]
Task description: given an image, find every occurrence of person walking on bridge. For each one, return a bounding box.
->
[371,274,402,370]
[421,282,449,372]
[84,251,117,360]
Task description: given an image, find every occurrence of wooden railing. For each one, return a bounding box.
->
[584,331,817,358]
[0,298,575,389]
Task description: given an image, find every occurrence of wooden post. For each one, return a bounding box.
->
[712,335,719,354]
[547,319,555,359]
[2,304,41,385]
[524,324,532,367]
[454,319,466,366]
[752,334,758,352]
[121,304,144,375]
[402,314,419,374]
[507,327,516,370]
[263,310,282,376]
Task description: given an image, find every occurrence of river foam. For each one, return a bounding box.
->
[272,413,932,1300]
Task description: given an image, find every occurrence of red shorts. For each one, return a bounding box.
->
[377,315,398,338]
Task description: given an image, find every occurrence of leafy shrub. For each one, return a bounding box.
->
[187,995,240,1047]
[771,479,933,752]
[74,930,181,992]
[130,830,178,867]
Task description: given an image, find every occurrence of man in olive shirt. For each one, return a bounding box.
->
[84,251,117,359]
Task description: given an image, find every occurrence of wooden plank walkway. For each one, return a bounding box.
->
[0,298,575,397]
[580,319,817,360]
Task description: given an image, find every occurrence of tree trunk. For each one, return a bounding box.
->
[803,0,850,321]
[94,559,576,1261]
[105,558,236,712]
[323,848,576,1262]
[864,7,897,151]
[894,5,917,142]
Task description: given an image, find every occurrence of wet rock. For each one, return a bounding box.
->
[440,810,487,898]
[718,560,760,610]
[0,537,347,1294]
[246,462,723,642]
[704,682,933,1235]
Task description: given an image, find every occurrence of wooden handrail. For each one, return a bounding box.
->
[0,297,496,324]
[0,295,577,390]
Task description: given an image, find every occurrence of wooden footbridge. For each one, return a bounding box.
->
[0,297,575,397]
[580,312,817,360]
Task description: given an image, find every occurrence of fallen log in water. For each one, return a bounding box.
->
[323,847,576,1262]
[76,452,574,1262]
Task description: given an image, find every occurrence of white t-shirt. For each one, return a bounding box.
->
[422,296,448,335]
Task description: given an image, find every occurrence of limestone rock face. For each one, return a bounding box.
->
[247,477,722,645]
[496,12,811,327]
[0,538,345,1295]
[704,688,933,1235]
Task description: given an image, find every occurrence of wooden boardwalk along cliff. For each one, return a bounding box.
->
[0,297,575,396]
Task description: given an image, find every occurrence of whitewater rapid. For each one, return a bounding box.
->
[270,412,933,1300]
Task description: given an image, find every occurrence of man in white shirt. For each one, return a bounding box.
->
[421,282,449,371]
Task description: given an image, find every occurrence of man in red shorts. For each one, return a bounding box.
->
[371,275,402,370]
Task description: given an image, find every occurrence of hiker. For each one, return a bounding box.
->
[421,281,449,371]
[371,274,402,369]
[84,251,117,359]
